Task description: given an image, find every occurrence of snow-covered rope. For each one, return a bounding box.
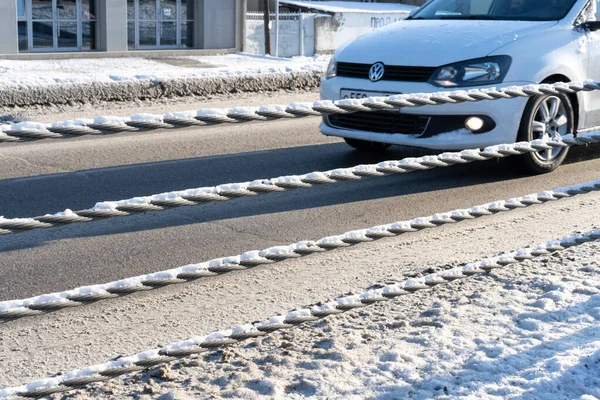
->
[0,80,598,143]
[2,132,599,236]
[1,177,598,322]
[2,228,597,399]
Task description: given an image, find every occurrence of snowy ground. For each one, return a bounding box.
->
[0,54,329,89]
[48,239,600,400]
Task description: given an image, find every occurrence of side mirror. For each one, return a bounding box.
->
[580,21,600,31]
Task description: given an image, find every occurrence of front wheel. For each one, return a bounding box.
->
[344,138,391,152]
[516,93,574,174]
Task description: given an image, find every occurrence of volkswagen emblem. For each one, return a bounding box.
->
[369,62,385,82]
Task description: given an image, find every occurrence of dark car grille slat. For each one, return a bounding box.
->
[328,111,430,135]
[337,62,436,82]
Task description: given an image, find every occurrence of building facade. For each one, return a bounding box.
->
[0,0,246,58]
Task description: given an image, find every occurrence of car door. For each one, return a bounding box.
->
[583,0,600,127]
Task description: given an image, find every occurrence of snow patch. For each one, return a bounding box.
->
[8,121,50,132]
[93,116,130,125]
[50,119,94,128]
[0,54,329,89]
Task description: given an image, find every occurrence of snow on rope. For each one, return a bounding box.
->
[1,228,598,399]
[1,177,598,322]
[2,132,599,236]
[0,80,599,143]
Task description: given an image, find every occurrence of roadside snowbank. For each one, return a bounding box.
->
[57,241,600,400]
[0,54,328,108]
[0,54,328,89]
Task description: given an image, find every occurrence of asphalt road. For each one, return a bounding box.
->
[1,107,600,301]
[3,92,600,388]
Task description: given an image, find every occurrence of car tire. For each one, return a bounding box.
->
[516,92,574,174]
[344,138,391,152]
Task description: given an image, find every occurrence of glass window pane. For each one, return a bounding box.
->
[139,21,156,46]
[82,0,96,20]
[57,21,77,48]
[32,0,53,20]
[17,0,26,18]
[57,0,77,20]
[128,20,135,49]
[160,0,177,20]
[139,0,156,20]
[181,0,193,21]
[18,21,28,51]
[181,22,193,48]
[160,21,177,46]
[32,21,54,48]
[82,21,96,50]
[127,0,135,20]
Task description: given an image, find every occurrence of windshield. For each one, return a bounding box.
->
[411,0,579,21]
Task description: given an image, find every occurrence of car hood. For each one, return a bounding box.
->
[336,19,558,67]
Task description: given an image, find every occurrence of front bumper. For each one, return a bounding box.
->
[320,77,532,151]
[325,112,496,137]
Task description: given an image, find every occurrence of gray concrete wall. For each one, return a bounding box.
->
[97,0,129,52]
[314,12,409,54]
[195,0,244,50]
[0,1,19,55]
[245,14,315,57]
[199,0,237,49]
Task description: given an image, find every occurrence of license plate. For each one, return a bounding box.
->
[339,89,396,99]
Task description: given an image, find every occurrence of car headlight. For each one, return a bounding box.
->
[429,56,512,87]
[325,57,337,79]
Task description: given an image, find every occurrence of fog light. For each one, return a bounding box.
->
[465,117,485,132]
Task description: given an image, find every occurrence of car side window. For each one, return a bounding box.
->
[432,0,468,16]
[472,0,494,14]
[432,0,494,16]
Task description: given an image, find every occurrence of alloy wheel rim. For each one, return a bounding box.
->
[531,96,569,162]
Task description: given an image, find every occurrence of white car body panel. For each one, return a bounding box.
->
[334,20,558,67]
[320,0,599,151]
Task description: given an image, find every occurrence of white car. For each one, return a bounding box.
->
[320,0,600,173]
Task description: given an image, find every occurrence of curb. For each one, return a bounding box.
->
[0,71,324,108]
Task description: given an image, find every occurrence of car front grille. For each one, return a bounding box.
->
[327,111,430,135]
[337,62,437,82]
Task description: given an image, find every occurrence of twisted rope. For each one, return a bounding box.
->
[1,80,598,143]
[2,132,597,236]
[2,228,597,399]
[1,177,598,322]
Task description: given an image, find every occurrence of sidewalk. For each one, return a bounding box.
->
[0,54,329,108]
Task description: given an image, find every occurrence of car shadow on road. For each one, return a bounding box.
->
[0,141,597,253]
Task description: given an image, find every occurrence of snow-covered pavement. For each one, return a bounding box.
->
[0,54,329,89]
[48,238,600,400]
